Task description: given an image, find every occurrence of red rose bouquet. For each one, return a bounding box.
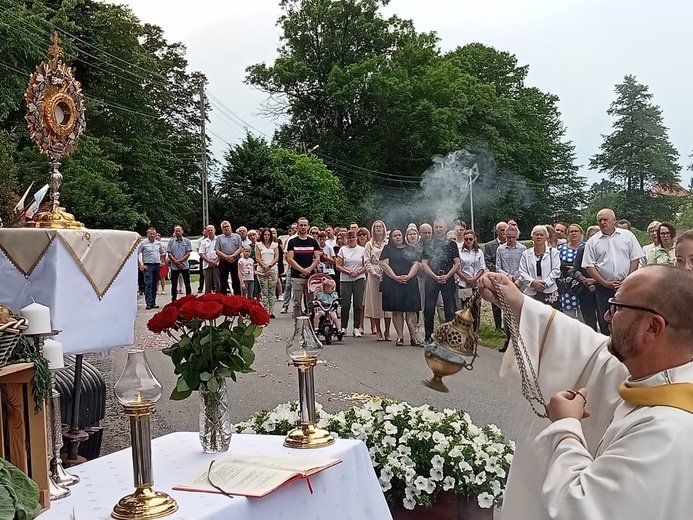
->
[147,294,270,400]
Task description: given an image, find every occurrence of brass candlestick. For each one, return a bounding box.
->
[284,317,334,449]
[112,349,177,520]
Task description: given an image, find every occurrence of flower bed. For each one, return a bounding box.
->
[233,399,514,510]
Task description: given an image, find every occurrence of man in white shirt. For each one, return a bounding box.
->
[481,266,693,520]
[582,208,644,334]
[324,226,337,248]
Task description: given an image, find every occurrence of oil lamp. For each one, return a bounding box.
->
[112,349,178,519]
[284,316,334,449]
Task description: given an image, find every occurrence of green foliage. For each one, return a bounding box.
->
[0,457,40,520]
[0,130,18,226]
[218,134,355,228]
[9,337,51,412]
[246,0,585,233]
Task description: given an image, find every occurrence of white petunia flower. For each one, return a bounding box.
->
[430,468,443,481]
[403,496,416,510]
[490,480,501,496]
[431,454,445,469]
[442,476,456,491]
[477,492,494,508]
[474,472,487,485]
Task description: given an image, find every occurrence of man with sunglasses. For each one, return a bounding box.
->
[480,265,693,520]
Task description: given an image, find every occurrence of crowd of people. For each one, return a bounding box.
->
[132,211,693,517]
[135,209,693,346]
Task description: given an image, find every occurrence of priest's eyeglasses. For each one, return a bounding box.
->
[206,460,234,499]
[607,298,669,325]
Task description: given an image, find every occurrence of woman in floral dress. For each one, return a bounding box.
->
[557,223,585,320]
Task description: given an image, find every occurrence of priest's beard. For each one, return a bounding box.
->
[608,321,641,362]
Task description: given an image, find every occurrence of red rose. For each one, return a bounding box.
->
[222,295,244,317]
[247,300,270,326]
[196,302,223,320]
[179,301,201,321]
[147,305,179,333]
[172,294,198,309]
[198,293,225,303]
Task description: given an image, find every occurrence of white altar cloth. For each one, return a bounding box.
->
[40,432,393,520]
[0,228,139,354]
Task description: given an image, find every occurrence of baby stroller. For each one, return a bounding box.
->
[307,273,343,344]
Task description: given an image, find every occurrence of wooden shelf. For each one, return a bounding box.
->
[0,362,50,510]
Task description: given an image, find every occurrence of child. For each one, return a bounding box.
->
[238,246,255,299]
[313,278,343,333]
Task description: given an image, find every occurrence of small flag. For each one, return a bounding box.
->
[13,182,34,213]
[22,184,49,219]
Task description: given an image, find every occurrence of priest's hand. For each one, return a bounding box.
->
[547,388,590,422]
[479,272,523,318]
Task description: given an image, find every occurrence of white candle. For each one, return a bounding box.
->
[20,302,52,335]
[42,339,64,370]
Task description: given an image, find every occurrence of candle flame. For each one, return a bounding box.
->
[136,392,142,403]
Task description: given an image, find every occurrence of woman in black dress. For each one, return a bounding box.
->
[380,228,421,346]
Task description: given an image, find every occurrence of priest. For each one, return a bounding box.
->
[480,266,693,519]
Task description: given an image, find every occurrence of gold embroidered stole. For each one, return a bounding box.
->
[618,382,693,414]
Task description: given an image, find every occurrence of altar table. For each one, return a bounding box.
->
[40,432,393,520]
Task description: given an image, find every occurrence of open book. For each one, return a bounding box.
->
[173,454,342,498]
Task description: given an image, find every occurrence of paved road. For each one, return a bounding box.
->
[89,295,526,455]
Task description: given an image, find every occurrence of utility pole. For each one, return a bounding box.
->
[199,78,209,227]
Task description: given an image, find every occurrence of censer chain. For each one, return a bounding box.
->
[491,277,548,418]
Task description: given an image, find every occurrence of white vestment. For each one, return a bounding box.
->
[501,296,693,519]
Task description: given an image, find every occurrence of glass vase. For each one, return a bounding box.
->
[198,377,231,453]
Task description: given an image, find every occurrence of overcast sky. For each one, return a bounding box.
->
[116,0,693,186]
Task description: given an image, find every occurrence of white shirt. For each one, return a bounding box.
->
[325,237,337,248]
[518,247,561,295]
[338,246,365,282]
[456,246,485,288]
[582,228,644,281]
[198,237,218,269]
[318,244,336,275]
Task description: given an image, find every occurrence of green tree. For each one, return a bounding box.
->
[589,75,680,228]
[246,0,585,231]
[218,134,354,228]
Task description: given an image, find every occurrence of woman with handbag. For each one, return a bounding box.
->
[557,223,586,320]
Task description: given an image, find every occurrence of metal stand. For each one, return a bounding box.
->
[49,370,78,487]
[62,353,89,466]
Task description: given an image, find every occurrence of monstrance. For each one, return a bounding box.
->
[24,32,86,229]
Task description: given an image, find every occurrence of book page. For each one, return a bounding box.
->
[221,454,340,475]
[175,455,341,497]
